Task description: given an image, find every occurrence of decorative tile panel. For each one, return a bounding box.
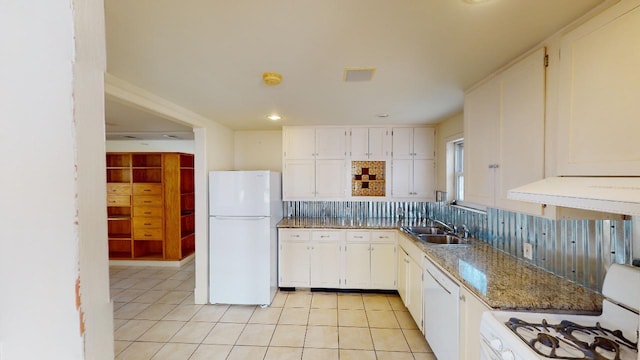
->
[351,161,385,197]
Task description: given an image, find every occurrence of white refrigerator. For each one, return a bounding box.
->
[208,170,282,305]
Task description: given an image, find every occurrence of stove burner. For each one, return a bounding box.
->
[506,317,638,360]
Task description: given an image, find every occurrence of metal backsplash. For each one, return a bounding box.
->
[429,203,633,291]
[285,201,633,291]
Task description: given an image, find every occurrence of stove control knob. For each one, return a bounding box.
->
[500,350,515,360]
[489,338,503,351]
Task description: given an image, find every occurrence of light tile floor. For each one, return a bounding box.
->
[111,260,437,360]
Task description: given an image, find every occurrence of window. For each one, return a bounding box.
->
[453,140,464,201]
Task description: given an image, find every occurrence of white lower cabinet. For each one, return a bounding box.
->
[279,228,396,290]
[459,286,491,360]
[309,231,342,288]
[278,230,312,287]
[278,229,343,288]
[344,230,397,290]
[398,233,424,332]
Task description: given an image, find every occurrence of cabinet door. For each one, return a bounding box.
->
[283,159,315,199]
[283,127,315,159]
[349,128,369,159]
[391,159,413,197]
[391,127,414,159]
[412,127,435,160]
[557,2,640,175]
[279,241,310,287]
[397,249,409,305]
[368,127,390,159]
[407,257,423,332]
[464,77,500,207]
[310,242,342,288]
[370,243,396,290]
[495,48,545,216]
[413,159,435,200]
[344,243,371,288]
[316,128,347,159]
[459,287,491,360]
[316,159,346,198]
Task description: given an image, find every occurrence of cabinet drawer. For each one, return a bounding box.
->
[279,229,310,242]
[371,230,396,243]
[107,195,130,207]
[346,231,370,242]
[133,228,163,240]
[133,217,163,229]
[133,206,164,217]
[107,183,132,195]
[133,183,162,195]
[133,195,163,207]
[312,230,342,242]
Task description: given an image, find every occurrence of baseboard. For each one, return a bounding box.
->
[109,253,195,268]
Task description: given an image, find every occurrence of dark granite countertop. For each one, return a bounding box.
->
[276,217,604,314]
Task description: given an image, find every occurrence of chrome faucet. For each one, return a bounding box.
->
[460,224,470,239]
[432,219,456,233]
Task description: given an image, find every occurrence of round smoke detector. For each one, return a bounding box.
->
[263,72,282,86]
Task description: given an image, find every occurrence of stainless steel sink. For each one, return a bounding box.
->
[401,226,446,235]
[417,234,468,245]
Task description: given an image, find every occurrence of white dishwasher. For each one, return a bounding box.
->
[423,256,460,360]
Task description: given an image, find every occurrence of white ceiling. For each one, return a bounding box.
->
[104,0,604,135]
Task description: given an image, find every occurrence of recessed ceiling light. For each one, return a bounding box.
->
[266,114,282,121]
[377,113,389,118]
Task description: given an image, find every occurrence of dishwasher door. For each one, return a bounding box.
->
[423,257,460,360]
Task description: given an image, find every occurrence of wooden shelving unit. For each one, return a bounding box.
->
[106,152,195,261]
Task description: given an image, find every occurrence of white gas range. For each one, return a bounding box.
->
[480,263,639,360]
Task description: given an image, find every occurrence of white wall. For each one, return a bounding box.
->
[435,112,464,199]
[105,75,235,304]
[234,130,282,172]
[0,1,112,359]
[106,139,195,153]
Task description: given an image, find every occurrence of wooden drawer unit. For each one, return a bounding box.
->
[133,228,163,240]
[133,183,162,195]
[133,217,163,229]
[106,152,195,261]
[133,206,163,217]
[107,183,132,195]
[133,195,163,207]
[107,195,130,207]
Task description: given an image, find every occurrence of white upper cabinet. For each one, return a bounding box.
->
[464,48,546,215]
[283,127,347,200]
[283,127,316,159]
[464,77,500,207]
[391,127,436,200]
[283,127,347,159]
[349,127,390,160]
[315,128,347,159]
[557,0,640,175]
[392,127,435,160]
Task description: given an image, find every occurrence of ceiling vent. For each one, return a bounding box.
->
[344,67,376,82]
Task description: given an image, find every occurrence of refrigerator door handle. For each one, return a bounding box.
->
[213,216,268,221]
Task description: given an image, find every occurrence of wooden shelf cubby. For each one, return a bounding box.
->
[106,152,195,261]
